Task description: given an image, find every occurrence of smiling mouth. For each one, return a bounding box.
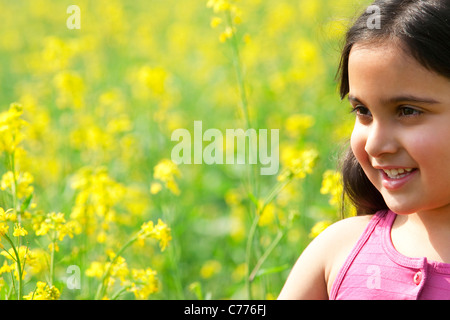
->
[382,168,417,179]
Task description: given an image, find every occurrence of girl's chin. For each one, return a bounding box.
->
[381,197,418,215]
[387,208,416,215]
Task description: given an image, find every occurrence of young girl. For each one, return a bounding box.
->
[278,0,450,300]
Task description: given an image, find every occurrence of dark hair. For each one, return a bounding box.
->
[338,0,450,215]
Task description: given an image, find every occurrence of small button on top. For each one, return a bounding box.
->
[413,271,422,285]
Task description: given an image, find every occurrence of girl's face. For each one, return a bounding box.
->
[348,41,450,215]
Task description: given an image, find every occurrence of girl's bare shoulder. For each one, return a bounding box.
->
[319,214,374,263]
[319,214,374,293]
[278,214,374,299]
[306,214,374,259]
[321,214,373,242]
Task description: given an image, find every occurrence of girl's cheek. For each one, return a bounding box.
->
[350,128,366,162]
[351,129,376,182]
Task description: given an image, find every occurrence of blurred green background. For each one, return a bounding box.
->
[0,0,371,299]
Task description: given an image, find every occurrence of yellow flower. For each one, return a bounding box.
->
[153,159,181,195]
[106,115,133,135]
[135,65,168,97]
[258,202,276,227]
[150,182,162,195]
[138,219,172,251]
[0,172,14,192]
[320,170,343,207]
[50,212,65,224]
[33,211,77,242]
[41,36,72,72]
[1,246,22,260]
[153,219,172,251]
[24,281,60,300]
[0,223,9,235]
[86,261,104,279]
[140,220,154,235]
[278,147,318,182]
[53,70,85,109]
[70,166,125,233]
[200,260,222,279]
[57,219,78,241]
[48,242,59,252]
[26,249,48,275]
[35,220,51,236]
[97,230,107,243]
[128,268,159,299]
[0,103,26,154]
[0,171,34,199]
[210,17,222,28]
[206,0,231,13]
[309,220,332,238]
[109,256,129,283]
[13,224,27,237]
[285,114,315,138]
[0,261,13,275]
[153,159,180,182]
[1,246,28,279]
[219,26,234,43]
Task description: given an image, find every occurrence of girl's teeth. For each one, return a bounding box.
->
[382,168,414,179]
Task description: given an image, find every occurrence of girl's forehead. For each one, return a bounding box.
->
[349,43,418,86]
[350,41,413,68]
[349,40,446,80]
[348,41,450,103]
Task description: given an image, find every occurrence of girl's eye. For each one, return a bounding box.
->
[351,105,372,117]
[399,106,422,117]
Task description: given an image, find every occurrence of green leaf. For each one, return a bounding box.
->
[254,264,290,279]
[20,194,33,213]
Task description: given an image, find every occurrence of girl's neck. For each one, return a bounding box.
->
[393,209,450,264]
[413,206,450,232]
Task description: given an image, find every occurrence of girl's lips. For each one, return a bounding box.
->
[380,168,418,190]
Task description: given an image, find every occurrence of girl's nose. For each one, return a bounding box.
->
[364,121,399,158]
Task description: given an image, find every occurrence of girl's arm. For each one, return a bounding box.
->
[277,228,330,299]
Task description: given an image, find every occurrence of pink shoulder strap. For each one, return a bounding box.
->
[329,211,388,299]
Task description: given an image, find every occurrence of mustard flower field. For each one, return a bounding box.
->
[0,0,370,300]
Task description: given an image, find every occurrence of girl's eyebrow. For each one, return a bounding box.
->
[348,95,363,104]
[348,94,440,105]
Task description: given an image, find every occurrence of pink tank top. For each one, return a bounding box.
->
[330,210,450,300]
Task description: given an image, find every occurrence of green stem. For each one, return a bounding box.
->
[245,214,259,299]
[225,10,251,130]
[248,231,284,282]
[111,286,128,300]
[223,9,260,300]
[8,151,22,252]
[9,152,17,211]
[244,178,292,299]
[49,234,56,286]
[94,234,138,300]
[225,9,259,207]
[261,179,291,213]
[3,233,23,300]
